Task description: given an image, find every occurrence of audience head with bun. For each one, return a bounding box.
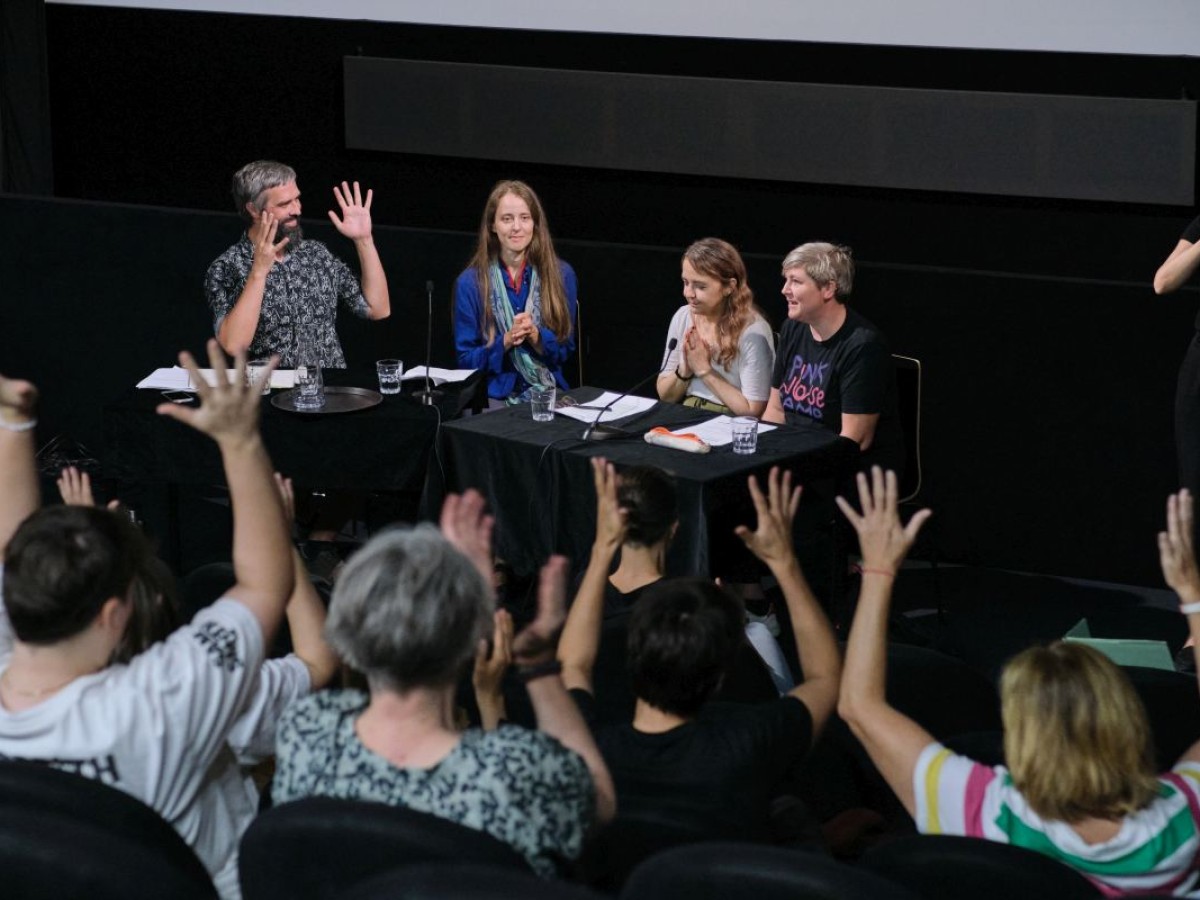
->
[617,465,679,550]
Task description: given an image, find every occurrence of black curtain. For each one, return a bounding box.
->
[0,0,52,194]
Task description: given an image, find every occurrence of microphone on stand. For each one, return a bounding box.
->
[582,338,677,442]
[414,279,443,407]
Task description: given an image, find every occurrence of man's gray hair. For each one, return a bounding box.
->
[231,160,296,221]
[781,242,855,301]
[325,524,493,691]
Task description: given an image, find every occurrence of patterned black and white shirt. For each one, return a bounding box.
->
[204,235,371,368]
[272,690,595,877]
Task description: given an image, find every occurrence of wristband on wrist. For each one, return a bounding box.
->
[861,566,896,578]
[0,417,36,433]
[673,367,692,382]
[1180,602,1200,616]
[516,660,563,684]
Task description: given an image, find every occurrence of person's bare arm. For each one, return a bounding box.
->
[329,181,390,320]
[1154,239,1200,295]
[0,376,39,558]
[473,610,513,730]
[762,388,787,424]
[1157,488,1200,765]
[519,556,617,825]
[156,341,293,641]
[735,467,840,732]
[273,474,339,689]
[836,467,934,816]
[558,458,625,693]
[216,214,289,355]
[841,412,880,451]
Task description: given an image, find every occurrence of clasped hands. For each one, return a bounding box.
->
[504,311,542,352]
[677,325,713,378]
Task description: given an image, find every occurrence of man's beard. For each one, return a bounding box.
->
[277,219,303,253]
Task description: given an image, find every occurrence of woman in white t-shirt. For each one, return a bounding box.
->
[655,237,774,417]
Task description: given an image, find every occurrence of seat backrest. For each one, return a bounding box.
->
[238,796,530,900]
[0,806,217,900]
[892,354,922,503]
[860,833,1101,900]
[0,760,215,896]
[620,840,921,900]
[342,861,597,900]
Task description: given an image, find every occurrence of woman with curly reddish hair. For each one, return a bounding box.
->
[655,237,774,417]
[454,180,577,406]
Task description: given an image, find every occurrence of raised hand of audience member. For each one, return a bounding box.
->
[836,466,932,578]
[156,341,275,449]
[473,609,514,730]
[56,466,120,511]
[733,466,842,731]
[559,458,627,693]
[0,373,40,558]
[734,466,801,570]
[273,471,339,689]
[837,466,934,815]
[1159,489,1200,605]
[514,555,569,667]
[522,554,617,824]
[440,489,496,590]
[157,340,292,641]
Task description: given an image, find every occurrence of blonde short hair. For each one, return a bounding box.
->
[1001,642,1158,822]
[781,242,854,300]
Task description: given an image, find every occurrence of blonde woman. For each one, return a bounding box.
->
[838,469,1200,896]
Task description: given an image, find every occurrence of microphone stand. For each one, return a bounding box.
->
[582,338,677,441]
[414,279,443,407]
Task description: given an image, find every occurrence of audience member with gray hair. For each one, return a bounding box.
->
[271,491,616,877]
[204,159,391,369]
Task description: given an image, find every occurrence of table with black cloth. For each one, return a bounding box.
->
[424,387,858,591]
[103,369,483,563]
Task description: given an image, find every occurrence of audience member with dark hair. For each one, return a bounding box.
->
[270,491,616,877]
[454,179,577,405]
[559,460,840,842]
[0,344,301,900]
[838,468,1200,896]
[655,237,774,417]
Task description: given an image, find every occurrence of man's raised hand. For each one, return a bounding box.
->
[328,181,374,241]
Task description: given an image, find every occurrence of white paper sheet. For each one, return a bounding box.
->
[136,366,297,391]
[554,392,658,424]
[401,366,476,385]
[671,415,776,447]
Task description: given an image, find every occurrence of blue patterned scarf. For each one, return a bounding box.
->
[488,260,555,403]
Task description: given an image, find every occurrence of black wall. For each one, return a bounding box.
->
[14,4,1200,585]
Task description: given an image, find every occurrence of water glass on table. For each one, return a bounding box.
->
[530,385,556,422]
[245,359,272,395]
[376,359,403,395]
[293,325,326,411]
[731,416,758,454]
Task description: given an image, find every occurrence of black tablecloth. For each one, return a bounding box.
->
[426,387,858,578]
[104,368,484,493]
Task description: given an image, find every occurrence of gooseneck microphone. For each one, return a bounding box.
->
[414,279,443,407]
[582,338,678,442]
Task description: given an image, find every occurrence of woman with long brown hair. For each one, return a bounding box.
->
[655,237,774,417]
[454,180,577,406]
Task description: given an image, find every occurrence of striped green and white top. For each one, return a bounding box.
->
[914,742,1200,897]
